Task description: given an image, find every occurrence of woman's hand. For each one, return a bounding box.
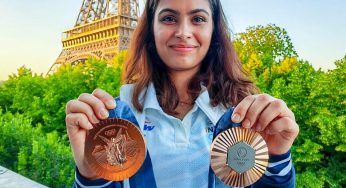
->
[65,89,116,179]
[231,94,299,155]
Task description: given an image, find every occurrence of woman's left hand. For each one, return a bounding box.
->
[231,94,299,155]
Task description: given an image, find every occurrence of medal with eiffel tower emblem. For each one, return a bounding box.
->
[210,127,269,187]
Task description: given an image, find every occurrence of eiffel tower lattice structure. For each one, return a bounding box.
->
[48,0,140,74]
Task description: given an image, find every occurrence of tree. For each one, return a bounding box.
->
[234,24,298,74]
[233,24,346,187]
[0,66,46,124]
[41,58,122,133]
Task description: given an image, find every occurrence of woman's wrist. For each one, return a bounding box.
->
[77,162,99,180]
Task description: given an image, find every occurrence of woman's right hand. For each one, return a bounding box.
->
[65,88,116,180]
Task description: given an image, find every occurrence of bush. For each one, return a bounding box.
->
[0,111,75,187]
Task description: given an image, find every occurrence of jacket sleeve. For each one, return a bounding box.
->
[73,167,123,188]
[252,150,295,188]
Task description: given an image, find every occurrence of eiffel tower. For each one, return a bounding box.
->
[48,0,140,74]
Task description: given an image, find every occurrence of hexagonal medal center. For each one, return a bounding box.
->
[227,141,255,173]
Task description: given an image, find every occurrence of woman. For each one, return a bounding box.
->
[66,0,299,187]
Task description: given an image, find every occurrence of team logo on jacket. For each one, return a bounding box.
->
[143,120,155,131]
[205,120,215,141]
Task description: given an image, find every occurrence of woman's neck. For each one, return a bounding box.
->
[169,70,196,102]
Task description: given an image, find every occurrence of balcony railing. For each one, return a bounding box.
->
[0,166,47,188]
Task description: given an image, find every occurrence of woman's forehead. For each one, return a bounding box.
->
[155,0,212,14]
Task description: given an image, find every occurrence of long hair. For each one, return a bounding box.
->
[123,0,257,113]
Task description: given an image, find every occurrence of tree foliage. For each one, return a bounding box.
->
[0,110,75,187]
[233,24,346,187]
[0,54,125,187]
[234,24,298,76]
[0,58,122,133]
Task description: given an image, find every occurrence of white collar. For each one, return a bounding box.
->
[120,83,227,125]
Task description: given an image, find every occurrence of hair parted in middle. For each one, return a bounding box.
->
[123,0,257,114]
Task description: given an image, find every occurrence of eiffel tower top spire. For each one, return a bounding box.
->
[75,0,139,26]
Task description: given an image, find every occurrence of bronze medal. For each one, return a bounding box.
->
[85,118,146,181]
[210,127,269,187]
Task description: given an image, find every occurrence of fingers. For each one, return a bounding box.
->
[65,89,115,139]
[265,117,299,137]
[92,89,116,109]
[65,89,115,133]
[232,94,295,132]
[231,95,257,123]
[65,89,115,123]
[66,113,93,133]
[77,93,109,120]
[66,99,100,124]
[241,94,274,129]
[256,99,293,131]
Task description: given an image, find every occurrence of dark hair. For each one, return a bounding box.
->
[123,0,256,113]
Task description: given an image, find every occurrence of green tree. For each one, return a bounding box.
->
[234,24,298,77]
[0,58,124,134]
[0,66,45,122]
[0,110,75,187]
[0,57,128,186]
[41,58,122,133]
[233,24,346,187]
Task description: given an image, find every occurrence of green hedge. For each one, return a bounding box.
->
[0,111,74,187]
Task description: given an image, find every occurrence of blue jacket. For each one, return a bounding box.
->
[74,84,295,188]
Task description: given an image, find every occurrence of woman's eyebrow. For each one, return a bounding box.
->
[158,8,210,16]
[158,8,179,16]
[188,9,209,16]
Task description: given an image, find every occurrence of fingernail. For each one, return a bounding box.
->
[92,114,100,124]
[87,122,94,130]
[106,100,116,109]
[232,113,240,122]
[100,109,109,119]
[243,119,251,128]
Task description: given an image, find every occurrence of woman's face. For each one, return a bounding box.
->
[153,0,213,74]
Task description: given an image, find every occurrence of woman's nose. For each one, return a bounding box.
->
[174,20,192,39]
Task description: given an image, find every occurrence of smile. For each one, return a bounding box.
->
[169,44,197,52]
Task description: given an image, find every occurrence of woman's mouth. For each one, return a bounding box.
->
[169,44,197,52]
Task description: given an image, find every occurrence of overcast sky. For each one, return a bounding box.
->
[1,0,345,80]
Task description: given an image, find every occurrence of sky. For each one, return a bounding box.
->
[1,0,345,81]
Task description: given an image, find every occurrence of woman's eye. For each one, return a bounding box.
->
[193,16,207,24]
[161,16,177,24]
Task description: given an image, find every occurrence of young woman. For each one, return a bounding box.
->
[65,0,299,187]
